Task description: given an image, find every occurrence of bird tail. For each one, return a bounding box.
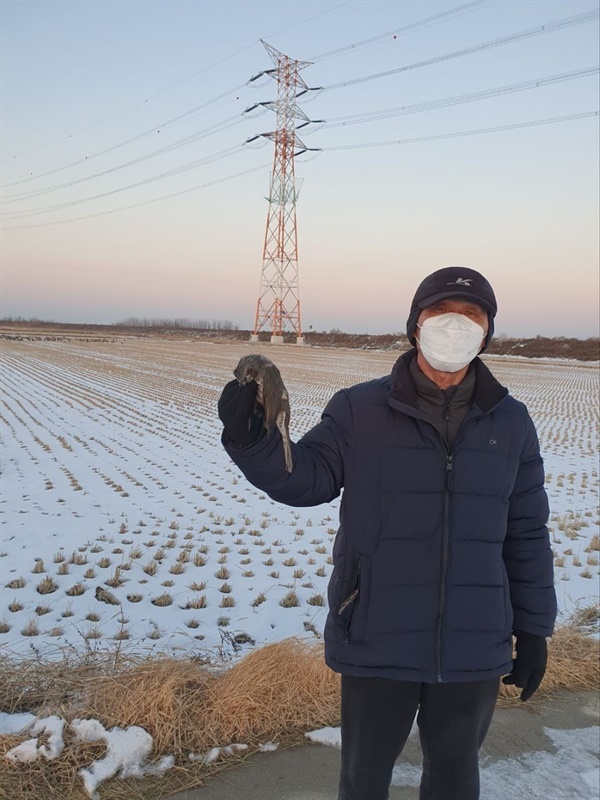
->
[282,435,293,473]
[275,413,293,473]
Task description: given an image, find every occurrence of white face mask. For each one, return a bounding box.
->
[416,312,486,373]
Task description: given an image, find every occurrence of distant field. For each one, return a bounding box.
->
[1,319,598,360]
[1,338,598,659]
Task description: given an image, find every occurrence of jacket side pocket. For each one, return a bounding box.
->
[338,555,370,645]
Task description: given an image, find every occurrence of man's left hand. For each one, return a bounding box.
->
[502,631,548,702]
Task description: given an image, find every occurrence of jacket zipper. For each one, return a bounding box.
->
[388,384,508,682]
[435,452,453,682]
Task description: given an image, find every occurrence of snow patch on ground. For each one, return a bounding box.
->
[188,743,248,764]
[1,342,597,661]
[306,723,600,800]
[0,711,37,735]
[305,726,342,749]
[4,715,174,799]
[391,725,600,800]
[5,716,65,761]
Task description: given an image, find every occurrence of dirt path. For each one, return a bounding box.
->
[168,689,599,800]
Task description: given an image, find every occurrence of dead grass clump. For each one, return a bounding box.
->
[279,590,299,608]
[83,658,211,754]
[151,593,173,607]
[65,583,86,597]
[200,639,340,746]
[568,601,600,631]
[0,628,597,799]
[307,593,326,606]
[0,733,108,800]
[584,533,600,552]
[251,593,266,607]
[37,576,58,594]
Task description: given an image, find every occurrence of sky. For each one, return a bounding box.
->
[1,0,599,338]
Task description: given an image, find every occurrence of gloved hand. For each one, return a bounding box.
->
[218,379,263,447]
[502,631,548,702]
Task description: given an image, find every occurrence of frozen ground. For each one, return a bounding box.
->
[1,338,598,660]
[2,691,599,800]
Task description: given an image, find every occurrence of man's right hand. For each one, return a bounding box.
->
[217,379,263,447]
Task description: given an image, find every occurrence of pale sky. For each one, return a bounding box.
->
[1,0,599,338]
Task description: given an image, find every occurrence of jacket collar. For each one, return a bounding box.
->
[388,348,508,414]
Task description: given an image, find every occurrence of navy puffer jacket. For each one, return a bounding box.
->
[223,350,557,683]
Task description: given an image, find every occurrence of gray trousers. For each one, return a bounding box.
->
[338,675,499,800]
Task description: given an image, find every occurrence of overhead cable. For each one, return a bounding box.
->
[318,66,600,128]
[308,0,489,62]
[6,1,350,163]
[1,162,271,231]
[1,145,246,221]
[322,111,598,149]
[2,116,246,204]
[1,84,248,190]
[323,9,600,91]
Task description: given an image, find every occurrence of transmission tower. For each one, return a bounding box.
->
[245,41,320,344]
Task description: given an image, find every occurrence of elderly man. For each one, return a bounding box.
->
[218,266,556,800]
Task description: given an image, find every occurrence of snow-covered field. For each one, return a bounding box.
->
[1,337,598,661]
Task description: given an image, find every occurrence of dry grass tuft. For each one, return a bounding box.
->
[200,639,340,746]
[567,601,600,632]
[0,629,597,799]
[0,733,108,800]
[82,657,211,755]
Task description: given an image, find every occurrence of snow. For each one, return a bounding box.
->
[0,341,598,797]
[189,743,248,764]
[305,726,342,748]
[0,711,37,734]
[5,716,174,798]
[72,718,167,796]
[1,341,596,661]
[5,716,65,761]
[306,723,600,800]
[258,741,279,752]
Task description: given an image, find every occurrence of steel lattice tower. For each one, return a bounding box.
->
[246,42,318,345]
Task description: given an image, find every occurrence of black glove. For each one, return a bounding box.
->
[502,631,548,702]
[218,379,263,447]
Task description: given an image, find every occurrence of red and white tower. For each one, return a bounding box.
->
[246,42,318,345]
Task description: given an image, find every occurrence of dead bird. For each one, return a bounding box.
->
[95,586,120,605]
[234,354,293,472]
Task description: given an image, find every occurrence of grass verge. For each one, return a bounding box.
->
[1,626,598,800]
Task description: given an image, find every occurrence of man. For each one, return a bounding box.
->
[218,266,557,800]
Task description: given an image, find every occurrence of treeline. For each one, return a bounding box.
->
[116,317,239,330]
[1,319,598,360]
[488,335,599,361]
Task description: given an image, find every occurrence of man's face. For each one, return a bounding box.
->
[417,298,488,342]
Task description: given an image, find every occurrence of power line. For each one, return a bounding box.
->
[1,144,246,221]
[6,111,596,231]
[5,9,595,208]
[5,1,350,163]
[1,84,248,190]
[2,116,246,204]
[317,67,599,129]
[1,162,271,231]
[322,9,599,91]
[321,111,598,150]
[308,0,490,62]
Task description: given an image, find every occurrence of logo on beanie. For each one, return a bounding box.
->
[446,277,472,287]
